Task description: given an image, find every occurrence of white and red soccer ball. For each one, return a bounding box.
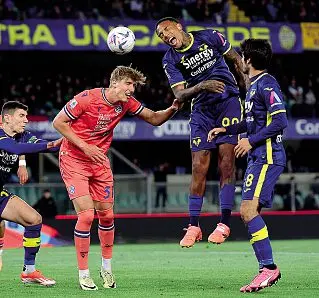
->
[107,26,135,55]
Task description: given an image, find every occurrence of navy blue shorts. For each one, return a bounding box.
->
[0,189,14,219]
[189,96,242,151]
[242,163,284,208]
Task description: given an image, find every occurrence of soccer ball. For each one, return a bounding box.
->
[107,26,135,55]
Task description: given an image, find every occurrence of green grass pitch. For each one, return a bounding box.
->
[1,240,319,297]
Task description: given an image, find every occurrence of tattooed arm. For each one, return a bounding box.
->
[172,80,225,103]
[224,48,250,91]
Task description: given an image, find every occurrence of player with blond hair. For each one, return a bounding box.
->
[53,65,182,290]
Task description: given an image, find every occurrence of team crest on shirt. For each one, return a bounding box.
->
[199,43,209,51]
[114,105,122,114]
[69,185,75,194]
[69,99,78,109]
[249,89,256,98]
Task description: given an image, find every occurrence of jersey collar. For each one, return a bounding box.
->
[101,88,115,106]
[250,71,268,85]
[176,33,194,53]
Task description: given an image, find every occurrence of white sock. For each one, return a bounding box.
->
[102,258,112,271]
[79,269,90,278]
[24,264,36,273]
[0,249,3,256]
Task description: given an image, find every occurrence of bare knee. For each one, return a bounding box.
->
[191,163,207,195]
[192,160,206,177]
[78,209,95,226]
[191,151,210,195]
[219,157,235,176]
[240,200,258,223]
[97,208,114,226]
[218,154,235,185]
[24,212,42,226]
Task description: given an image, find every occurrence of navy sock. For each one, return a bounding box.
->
[189,195,203,226]
[219,184,235,226]
[23,224,42,267]
[221,209,231,226]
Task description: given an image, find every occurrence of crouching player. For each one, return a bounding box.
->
[53,65,182,290]
[0,155,29,271]
[208,39,287,292]
[0,101,61,285]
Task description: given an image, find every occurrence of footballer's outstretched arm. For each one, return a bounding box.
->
[137,100,181,126]
[172,80,225,103]
[0,138,58,154]
[224,48,250,90]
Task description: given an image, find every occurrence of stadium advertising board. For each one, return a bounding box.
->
[301,22,319,50]
[0,20,302,53]
[27,119,319,140]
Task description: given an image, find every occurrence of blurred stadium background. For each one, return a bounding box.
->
[1,1,319,296]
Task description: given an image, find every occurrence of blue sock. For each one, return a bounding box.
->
[247,216,275,268]
[189,195,203,226]
[248,232,263,270]
[23,224,42,268]
[220,184,235,226]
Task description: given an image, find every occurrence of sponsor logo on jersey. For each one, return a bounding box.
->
[245,101,254,113]
[69,99,78,109]
[0,150,18,165]
[180,48,214,70]
[276,134,283,143]
[269,90,282,107]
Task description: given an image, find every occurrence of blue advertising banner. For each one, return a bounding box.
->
[0,20,302,53]
[26,118,319,141]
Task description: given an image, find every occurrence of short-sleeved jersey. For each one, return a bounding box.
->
[245,72,286,166]
[61,88,144,160]
[0,129,43,188]
[162,29,239,106]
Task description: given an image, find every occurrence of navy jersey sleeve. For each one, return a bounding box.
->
[0,136,48,154]
[225,120,247,135]
[162,55,186,88]
[20,131,46,144]
[260,79,286,116]
[20,131,59,152]
[204,29,231,55]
